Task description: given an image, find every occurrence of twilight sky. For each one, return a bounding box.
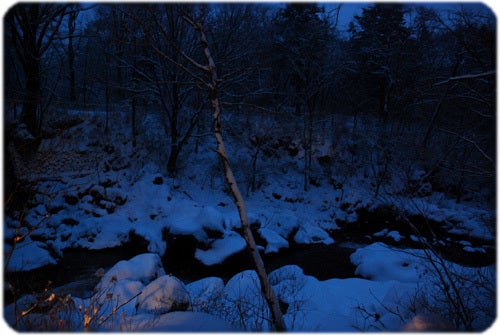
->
[329,1,496,31]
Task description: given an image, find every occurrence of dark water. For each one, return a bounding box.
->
[163,235,357,283]
[4,246,144,303]
[4,240,357,304]
[5,223,494,304]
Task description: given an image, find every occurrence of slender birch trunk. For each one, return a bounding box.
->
[182,9,287,331]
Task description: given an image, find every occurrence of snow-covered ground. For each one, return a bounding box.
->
[3,109,496,331]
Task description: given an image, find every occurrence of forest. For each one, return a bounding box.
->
[3,2,496,332]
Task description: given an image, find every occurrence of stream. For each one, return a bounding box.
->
[5,215,495,305]
[4,240,358,304]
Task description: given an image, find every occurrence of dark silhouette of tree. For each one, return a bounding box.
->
[348,4,410,121]
[5,3,70,136]
[273,3,332,191]
[67,6,79,103]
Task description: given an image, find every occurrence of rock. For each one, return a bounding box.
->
[137,275,191,314]
[287,143,299,157]
[98,199,116,213]
[98,177,117,188]
[61,218,79,226]
[103,145,115,154]
[91,208,107,217]
[186,277,224,309]
[48,205,66,214]
[111,157,131,171]
[9,122,35,142]
[107,188,128,206]
[48,114,84,130]
[317,155,332,166]
[90,185,105,201]
[153,176,164,185]
[64,194,79,205]
[60,233,72,242]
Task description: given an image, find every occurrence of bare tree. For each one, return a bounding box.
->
[5,3,71,136]
[115,4,201,176]
[180,6,287,331]
[273,3,333,191]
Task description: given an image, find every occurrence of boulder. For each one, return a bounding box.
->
[96,253,166,291]
[137,275,191,314]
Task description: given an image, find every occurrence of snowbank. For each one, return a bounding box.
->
[350,242,427,282]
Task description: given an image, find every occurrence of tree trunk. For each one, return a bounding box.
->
[131,97,137,147]
[68,10,77,103]
[105,54,110,133]
[83,40,89,108]
[166,107,179,177]
[211,93,286,332]
[69,45,76,103]
[303,113,309,191]
[167,144,180,177]
[421,87,448,148]
[21,57,41,136]
[184,12,287,331]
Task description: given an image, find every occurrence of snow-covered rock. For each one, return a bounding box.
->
[293,224,334,245]
[223,270,269,331]
[96,253,165,290]
[186,277,225,311]
[5,239,57,272]
[137,275,191,314]
[195,231,246,266]
[259,227,289,253]
[94,278,145,317]
[350,242,427,282]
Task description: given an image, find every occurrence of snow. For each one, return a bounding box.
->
[4,239,57,272]
[5,133,494,272]
[4,110,495,332]
[5,245,495,331]
[386,230,402,241]
[186,276,225,309]
[95,278,145,317]
[258,227,289,253]
[463,245,486,253]
[195,231,246,265]
[104,311,238,331]
[137,275,191,314]
[165,201,226,242]
[374,228,388,237]
[373,229,405,241]
[96,253,165,288]
[293,224,334,245]
[221,269,270,331]
[350,242,428,282]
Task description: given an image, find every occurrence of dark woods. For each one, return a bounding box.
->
[4,2,495,204]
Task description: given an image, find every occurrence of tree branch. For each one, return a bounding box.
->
[433,70,495,86]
